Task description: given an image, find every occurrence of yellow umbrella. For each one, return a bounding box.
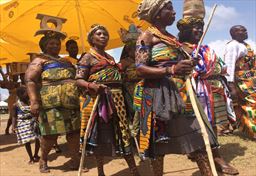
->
[0,0,148,64]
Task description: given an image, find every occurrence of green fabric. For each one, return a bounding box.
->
[39,60,80,136]
[39,108,80,135]
[40,82,80,109]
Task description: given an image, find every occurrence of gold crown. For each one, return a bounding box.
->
[118,24,141,44]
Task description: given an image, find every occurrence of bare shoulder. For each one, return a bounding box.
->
[29,57,46,66]
[137,30,154,46]
[78,53,93,65]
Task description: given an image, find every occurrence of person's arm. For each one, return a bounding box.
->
[11,104,17,133]
[76,54,106,95]
[135,31,193,78]
[224,42,238,82]
[25,58,43,118]
[135,31,168,78]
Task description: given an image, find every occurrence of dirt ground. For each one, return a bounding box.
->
[0,113,256,176]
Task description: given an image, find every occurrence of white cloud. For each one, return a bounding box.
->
[205,5,239,31]
[208,38,256,59]
[106,47,123,62]
[208,39,229,58]
[0,89,9,101]
[247,39,256,51]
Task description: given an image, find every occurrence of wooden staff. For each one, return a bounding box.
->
[78,95,100,176]
[185,4,218,176]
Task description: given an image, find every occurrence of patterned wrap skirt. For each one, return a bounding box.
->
[80,87,132,156]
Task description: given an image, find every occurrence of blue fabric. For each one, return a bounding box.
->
[43,62,71,71]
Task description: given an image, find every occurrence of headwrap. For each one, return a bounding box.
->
[177,17,204,31]
[176,0,205,32]
[138,0,171,23]
[87,24,109,46]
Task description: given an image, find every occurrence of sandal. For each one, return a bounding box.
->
[39,161,50,173]
[215,158,239,175]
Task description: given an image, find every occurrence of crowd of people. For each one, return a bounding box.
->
[0,0,255,175]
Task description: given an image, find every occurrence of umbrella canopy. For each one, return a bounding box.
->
[0,0,148,65]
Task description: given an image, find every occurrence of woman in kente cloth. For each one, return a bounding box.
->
[25,19,81,173]
[134,0,218,175]
[76,24,140,176]
[118,24,142,131]
[176,0,239,175]
[178,0,236,137]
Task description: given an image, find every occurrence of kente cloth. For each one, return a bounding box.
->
[39,56,80,136]
[15,100,38,144]
[235,44,256,138]
[80,95,94,146]
[120,56,141,118]
[135,27,218,158]
[137,42,187,157]
[189,44,236,128]
[224,40,248,82]
[77,50,132,155]
[137,0,170,23]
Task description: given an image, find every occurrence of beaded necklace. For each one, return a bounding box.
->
[89,48,116,65]
[148,26,182,48]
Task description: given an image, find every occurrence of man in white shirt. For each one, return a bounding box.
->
[224,25,248,97]
[224,25,256,139]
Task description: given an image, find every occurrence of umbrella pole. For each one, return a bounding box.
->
[75,0,86,53]
[78,95,100,176]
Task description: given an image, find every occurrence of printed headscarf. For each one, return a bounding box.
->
[177,17,204,31]
[137,0,171,23]
[177,0,205,32]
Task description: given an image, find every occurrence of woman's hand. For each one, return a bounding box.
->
[88,82,107,95]
[172,60,194,76]
[30,101,40,120]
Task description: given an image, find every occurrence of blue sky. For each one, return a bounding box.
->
[1,0,256,101]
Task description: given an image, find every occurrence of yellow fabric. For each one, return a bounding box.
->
[0,0,149,65]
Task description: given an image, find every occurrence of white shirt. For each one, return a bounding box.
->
[224,40,247,82]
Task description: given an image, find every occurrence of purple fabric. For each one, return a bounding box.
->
[98,90,115,123]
